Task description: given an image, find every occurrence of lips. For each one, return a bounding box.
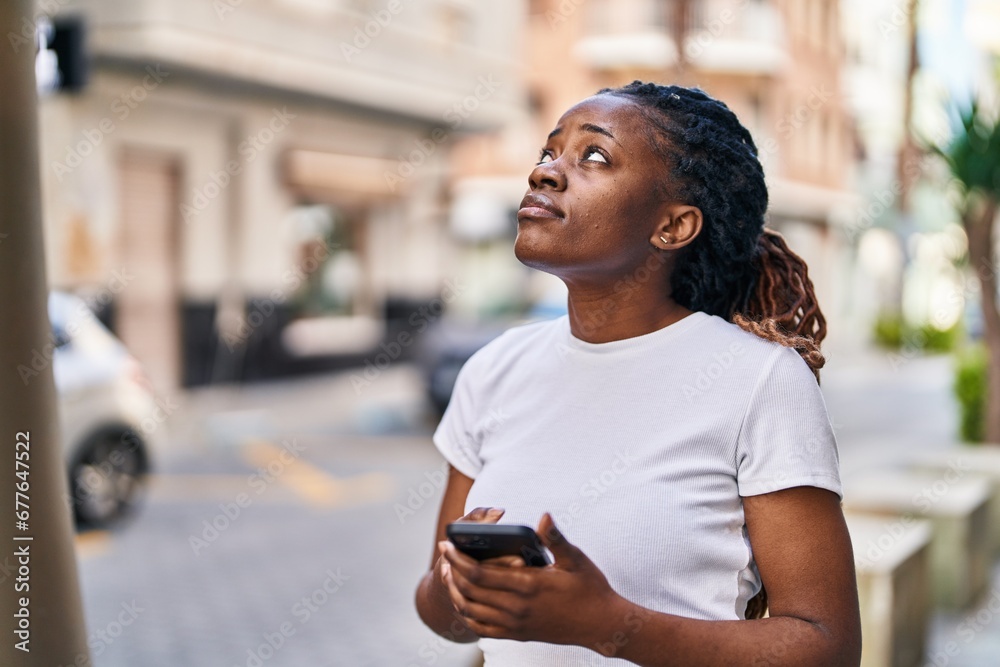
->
[517,193,564,220]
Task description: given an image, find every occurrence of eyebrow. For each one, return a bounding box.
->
[546,123,617,142]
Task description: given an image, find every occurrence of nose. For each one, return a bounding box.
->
[528,158,566,191]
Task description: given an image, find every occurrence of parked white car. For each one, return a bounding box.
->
[50,291,158,527]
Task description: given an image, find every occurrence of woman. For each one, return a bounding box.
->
[414,81,862,666]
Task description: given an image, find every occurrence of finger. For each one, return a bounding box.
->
[449,561,532,612]
[481,555,526,567]
[444,566,521,630]
[461,614,513,640]
[537,512,581,567]
[460,507,505,524]
[443,543,536,595]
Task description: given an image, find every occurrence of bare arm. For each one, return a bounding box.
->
[440,485,861,666]
[599,486,862,666]
[414,464,490,643]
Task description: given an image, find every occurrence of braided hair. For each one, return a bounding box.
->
[598,81,828,620]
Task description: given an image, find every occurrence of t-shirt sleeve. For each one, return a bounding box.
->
[735,345,843,500]
[431,349,488,479]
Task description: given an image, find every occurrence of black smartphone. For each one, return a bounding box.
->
[446,522,553,567]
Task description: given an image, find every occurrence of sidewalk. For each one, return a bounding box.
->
[823,344,1000,665]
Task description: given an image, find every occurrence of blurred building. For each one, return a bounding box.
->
[840,0,1000,336]
[38,0,527,391]
[448,0,861,345]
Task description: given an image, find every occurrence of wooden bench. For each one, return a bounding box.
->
[843,471,992,609]
[845,512,932,667]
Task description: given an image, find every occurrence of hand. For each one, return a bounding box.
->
[439,512,625,648]
[431,507,512,610]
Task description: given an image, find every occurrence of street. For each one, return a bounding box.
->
[75,366,481,667]
[74,346,1000,666]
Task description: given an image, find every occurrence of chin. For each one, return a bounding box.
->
[513,234,569,275]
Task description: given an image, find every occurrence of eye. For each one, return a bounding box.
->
[536,149,553,165]
[583,147,608,163]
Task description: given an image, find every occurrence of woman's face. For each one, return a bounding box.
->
[514,94,679,282]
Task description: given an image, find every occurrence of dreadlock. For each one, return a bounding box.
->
[596,81,827,375]
[598,81,828,620]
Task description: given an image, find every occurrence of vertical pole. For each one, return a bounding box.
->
[0,1,92,664]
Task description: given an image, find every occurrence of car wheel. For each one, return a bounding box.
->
[70,430,148,528]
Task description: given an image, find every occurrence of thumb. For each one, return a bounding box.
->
[537,512,582,567]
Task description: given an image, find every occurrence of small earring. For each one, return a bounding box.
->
[659,234,671,245]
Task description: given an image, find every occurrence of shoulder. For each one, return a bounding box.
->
[460,315,564,380]
[694,313,811,376]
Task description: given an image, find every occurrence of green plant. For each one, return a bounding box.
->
[929,95,1000,440]
[918,321,962,353]
[873,311,905,349]
[954,344,988,443]
[872,311,961,354]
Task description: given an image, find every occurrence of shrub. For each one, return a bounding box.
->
[873,311,904,349]
[873,311,961,354]
[953,344,987,443]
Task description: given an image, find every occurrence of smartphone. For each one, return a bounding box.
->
[446,522,553,567]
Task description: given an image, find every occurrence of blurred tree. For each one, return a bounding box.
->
[931,101,1000,442]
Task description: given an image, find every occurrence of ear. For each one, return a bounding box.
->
[650,205,703,251]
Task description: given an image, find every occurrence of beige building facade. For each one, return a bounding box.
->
[449,0,861,345]
[39,0,528,390]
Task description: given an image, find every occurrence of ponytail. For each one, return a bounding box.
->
[734,229,828,620]
[732,228,827,383]
[595,82,830,621]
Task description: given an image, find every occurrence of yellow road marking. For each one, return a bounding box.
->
[146,473,295,502]
[75,530,111,559]
[241,439,395,509]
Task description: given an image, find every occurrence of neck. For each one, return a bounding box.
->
[563,280,693,344]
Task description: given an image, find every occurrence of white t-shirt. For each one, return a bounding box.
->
[432,310,843,666]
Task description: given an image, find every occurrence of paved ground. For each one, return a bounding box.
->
[73,345,1000,666]
[75,366,481,667]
